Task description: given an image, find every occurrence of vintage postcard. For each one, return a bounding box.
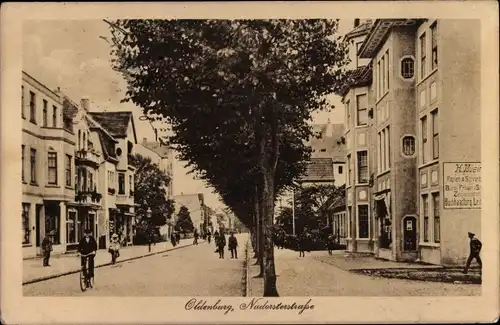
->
[1,1,498,324]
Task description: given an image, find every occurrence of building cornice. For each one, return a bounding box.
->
[358,19,424,59]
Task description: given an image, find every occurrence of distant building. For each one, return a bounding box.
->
[141,138,174,199]
[338,19,481,265]
[174,193,205,233]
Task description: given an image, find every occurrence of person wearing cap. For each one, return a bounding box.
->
[464,232,482,274]
[109,233,121,264]
[78,229,98,278]
[41,231,53,267]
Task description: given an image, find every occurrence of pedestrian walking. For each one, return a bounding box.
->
[170,231,177,247]
[216,232,226,259]
[41,231,53,267]
[176,231,181,243]
[326,234,335,255]
[228,232,239,259]
[463,232,482,274]
[193,229,199,245]
[207,231,212,244]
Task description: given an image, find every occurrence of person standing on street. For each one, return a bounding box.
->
[464,232,482,274]
[78,229,98,279]
[217,232,226,259]
[193,229,199,245]
[207,230,212,244]
[170,231,177,247]
[228,232,238,259]
[41,231,53,267]
[176,231,181,243]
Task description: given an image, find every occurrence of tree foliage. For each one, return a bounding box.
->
[108,19,348,296]
[133,153,174,228]
[175,205,194,234]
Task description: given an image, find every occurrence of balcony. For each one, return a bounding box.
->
[75,149,100,169]
[74,190,103,205]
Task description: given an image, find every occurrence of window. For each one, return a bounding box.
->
[43,99,48,126]
[381,55,385,94]
[431,22,438,70]
[346,100,351,128]
[29,91,36,123]
[52,106,57,128]
[347,154,352,186]
[22,203,31,244]
[30,148,37,184]
[356,94,368,126]
[118,172,125,194]
[402,136,416,156]
[347,206,352,238]
[358,205,369,238]
[419,33,427,79]
[378,127,390,172]
[377,51,390,98]
[338,166,343,174]
[45,209,60,245]
[422,194,429,242]
[83,133,86,150]
[386,52,390,90]
[401,57,415,79]
[21,86,25,118]
[67,210,77,244]
[421,116,428,163]
[377,61,381,98]
[65,155,72,186]
[89,172,94,192]
[78,130,81,150]
[48,152,58,185]
[431,109,439,159]
[21,145,25,182]
[355,42,363,68]
[129,174,133,194]
[357,151,368,183]
[433,193,440,243]
[108,171,115,189]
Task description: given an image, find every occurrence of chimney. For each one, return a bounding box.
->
[354,19,360,28]
[80,98,90,111]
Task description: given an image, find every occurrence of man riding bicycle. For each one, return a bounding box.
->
[78,229,97,280]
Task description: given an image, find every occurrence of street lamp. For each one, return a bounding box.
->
[146,207,152,252]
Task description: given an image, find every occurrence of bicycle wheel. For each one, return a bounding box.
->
[79,268,87,292]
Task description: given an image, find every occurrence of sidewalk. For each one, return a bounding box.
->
[23,239,200,285]
[315,252,481,284]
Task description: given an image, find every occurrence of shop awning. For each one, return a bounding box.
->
[374,192,391,220]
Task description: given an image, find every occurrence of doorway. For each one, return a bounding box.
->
[403,216,417,251]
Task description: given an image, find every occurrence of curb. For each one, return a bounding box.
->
[23,241,203,286]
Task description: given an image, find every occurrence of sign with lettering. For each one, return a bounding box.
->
[443,162,481,209]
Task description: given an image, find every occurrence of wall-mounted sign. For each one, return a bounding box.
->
[443,162,481,209]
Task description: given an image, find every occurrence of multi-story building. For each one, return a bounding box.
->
[89,112,138,246]
[141,138,174,199]
[338,18,481,265]
[22,72,75,258]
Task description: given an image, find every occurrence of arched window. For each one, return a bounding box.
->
[401,57,415,79]
[402,135,416,156]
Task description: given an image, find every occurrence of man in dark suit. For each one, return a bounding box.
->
[78,229,98,278]
[464,232,482,274]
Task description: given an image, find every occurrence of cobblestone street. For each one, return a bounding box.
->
[24,234,247,296]
[248,249,480,296]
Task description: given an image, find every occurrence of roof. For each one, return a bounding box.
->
[358,19,423,58]
[62,96,79,120]
[310,123,346,162]
[301,158,335,183]
[336,64,372,97]
[143,141,172,158]
[96,129,118,162]
[344,20,373,41]
[88,112,136,141]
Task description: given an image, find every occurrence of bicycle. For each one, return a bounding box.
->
[79,252,95,292]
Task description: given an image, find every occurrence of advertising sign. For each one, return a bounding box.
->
[443,162,481,209]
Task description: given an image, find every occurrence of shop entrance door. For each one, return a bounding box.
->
[403,216,417,251]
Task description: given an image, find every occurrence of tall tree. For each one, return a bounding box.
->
[133,153,175,229]
[175,205,194,235]
[108,19,348,296]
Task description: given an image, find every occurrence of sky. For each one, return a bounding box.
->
[23,19,350,211]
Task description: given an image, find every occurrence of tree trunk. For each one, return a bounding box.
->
[262,171,279,297]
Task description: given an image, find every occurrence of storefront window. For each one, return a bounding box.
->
[358,205,369,238]
[66,210,77,244]
[22,203,31,245]
[45,204,61,245]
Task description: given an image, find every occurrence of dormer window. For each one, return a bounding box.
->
[320,149,326,152]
